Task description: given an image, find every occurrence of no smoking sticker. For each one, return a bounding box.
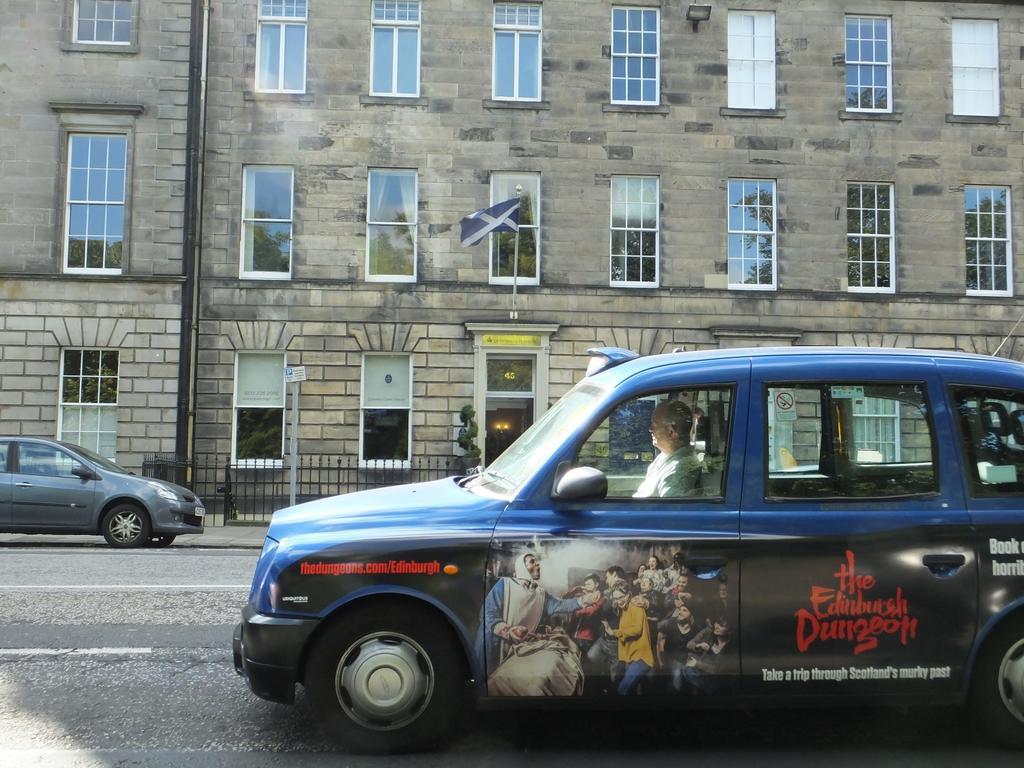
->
[774,389,797,421]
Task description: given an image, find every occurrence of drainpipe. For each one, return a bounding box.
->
[176,0,211,467]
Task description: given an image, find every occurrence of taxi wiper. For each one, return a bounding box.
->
[456,465,483,487]
[480,468,515,488]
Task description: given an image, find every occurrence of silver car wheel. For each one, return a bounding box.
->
[335,631,433,731]
[998,637,1024,725]
[109,510,143,544]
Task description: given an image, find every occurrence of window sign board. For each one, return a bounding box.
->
[237,354,285,407]
[363,355,410,408]
[831,385,865,400]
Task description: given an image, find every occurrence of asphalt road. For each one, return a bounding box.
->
[0,546,1016,767]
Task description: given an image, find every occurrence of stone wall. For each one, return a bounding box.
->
[0,283,183,469]
[197,0,1024,467]
[0,0,192,468]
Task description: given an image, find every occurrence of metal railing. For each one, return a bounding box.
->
[141,454,460,525]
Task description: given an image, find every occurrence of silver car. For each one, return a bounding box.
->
[0,437,205,547]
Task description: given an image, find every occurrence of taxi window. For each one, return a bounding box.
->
[575,387,732,499]
[951,386,1024,496]
[766,382,937,499]
[0,441,8,471]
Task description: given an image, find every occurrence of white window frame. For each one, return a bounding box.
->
[727,178,777,291]
[852,396,901,463]
[965,185,1013,297]
[952,19,999,117]
[63,133,128,275]
[846,181,896,294]
[366,168,418,283]
[73,0,132,45]
[609,175,659,288]
[255,0,308,93]
[57,348,119,461]
[845,15,893,113]
[240,166,294,280]
[610,7,660,106]
[231,351,286,467]
[359,353,413,468]
[492,4,542,101]
[727,10,776,110]
[489,172,540,286]
[370,0,421,97]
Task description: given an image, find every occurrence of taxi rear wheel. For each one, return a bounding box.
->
[972,616,1024,748]
[304,603,463,753]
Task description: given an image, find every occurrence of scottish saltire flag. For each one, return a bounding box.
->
[459,197,520,247]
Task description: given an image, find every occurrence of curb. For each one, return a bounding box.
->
[0,531,269,550]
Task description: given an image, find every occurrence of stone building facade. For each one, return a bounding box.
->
[196,0,1024,467]
[2,0,1023,473]
[0,0,194,468]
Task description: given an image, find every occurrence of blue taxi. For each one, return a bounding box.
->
[234,347,1024,752]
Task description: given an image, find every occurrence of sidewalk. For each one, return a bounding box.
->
[0,524,270,549]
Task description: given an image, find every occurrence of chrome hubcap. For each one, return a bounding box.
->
[110,511,142,543]
[335,632,432,731]
[998,637,1024,724]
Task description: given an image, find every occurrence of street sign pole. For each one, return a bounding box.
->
[289,380,298,507]
[284,366,307,507]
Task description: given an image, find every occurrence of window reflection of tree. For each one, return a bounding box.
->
[251,207,292,273]
[494,192,536,278]
[494,231,536,277]
[845,183,892,288]
[369,211,414,276]
[236,408,284,460]
[964,189,1007,292]
[736,188,774,285]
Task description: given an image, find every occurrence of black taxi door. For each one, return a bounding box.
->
[740,355,977,699]
[483,358,750,699]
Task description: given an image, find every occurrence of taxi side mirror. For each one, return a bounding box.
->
[552,466,608,501]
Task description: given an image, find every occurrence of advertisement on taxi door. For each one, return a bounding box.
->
[478,538,737,697]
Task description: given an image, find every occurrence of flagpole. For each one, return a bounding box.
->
[511,184,521,321]
[993,307,1024,357]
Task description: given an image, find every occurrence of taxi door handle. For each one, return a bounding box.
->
[923,554,966,576]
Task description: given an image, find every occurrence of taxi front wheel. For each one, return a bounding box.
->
[304,603,464,753]
[972,616,1024,749]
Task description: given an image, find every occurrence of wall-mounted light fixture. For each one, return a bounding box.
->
[686,3,712,32]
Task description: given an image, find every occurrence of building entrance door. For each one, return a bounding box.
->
[484,356,535,464]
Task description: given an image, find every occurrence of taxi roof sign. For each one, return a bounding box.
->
[586,347,639,377]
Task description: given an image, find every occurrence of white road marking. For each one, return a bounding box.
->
[0,647,153,656]
[0,584,250,591]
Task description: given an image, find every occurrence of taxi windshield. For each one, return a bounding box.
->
[466,382,606,497]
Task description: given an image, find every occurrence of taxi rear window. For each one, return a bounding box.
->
[951,386,1024,497]
[765,382,937,500]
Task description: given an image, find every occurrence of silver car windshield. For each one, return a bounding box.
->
[465,382,606,498]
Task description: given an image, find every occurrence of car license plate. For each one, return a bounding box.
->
[194,506,206,518]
